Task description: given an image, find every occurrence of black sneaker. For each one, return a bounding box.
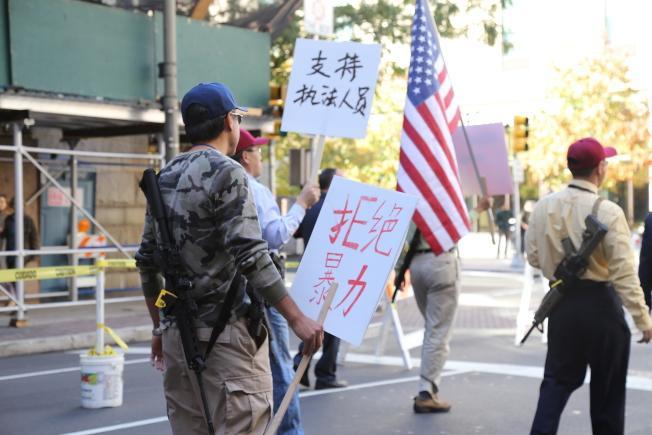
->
[293,365,310,388]
[315,379,348,390]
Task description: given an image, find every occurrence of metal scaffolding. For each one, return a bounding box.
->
[0,112,166,323]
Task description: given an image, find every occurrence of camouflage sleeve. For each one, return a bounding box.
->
[212,163,287,305]
[135,211,164,299]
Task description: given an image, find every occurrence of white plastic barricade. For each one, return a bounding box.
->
[514,261,549,345]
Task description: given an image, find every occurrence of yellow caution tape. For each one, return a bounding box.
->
[0,265,100,283]
[96,259,137,269]
[0,259,137,283]
[97,323,129,352]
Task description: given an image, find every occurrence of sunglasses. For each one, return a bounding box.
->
[221,112,243,124]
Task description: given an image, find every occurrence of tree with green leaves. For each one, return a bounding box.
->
[272,0,510,83]
[523,49,650,196]
[271,0,509,196]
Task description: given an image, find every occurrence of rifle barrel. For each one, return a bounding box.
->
[520,323,537,345]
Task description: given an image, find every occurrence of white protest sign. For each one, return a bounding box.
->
[281,39,381,139]
[304,0,333,37]
[290,177,418,345]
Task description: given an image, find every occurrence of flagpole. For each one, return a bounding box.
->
[426,0,496,243]
[459,117,497,243]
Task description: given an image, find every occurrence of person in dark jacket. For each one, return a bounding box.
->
[639,212,652,311]
[1,197,40,269]
[293,168,348,390]
[0,197,40,307]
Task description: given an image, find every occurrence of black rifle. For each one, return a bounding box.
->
[139,169,215,435]
[392,229,422,303]
[520,213,608,344]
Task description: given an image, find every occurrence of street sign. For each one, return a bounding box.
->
[304,0,333,37]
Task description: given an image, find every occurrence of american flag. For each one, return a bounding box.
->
[397,0,470,254]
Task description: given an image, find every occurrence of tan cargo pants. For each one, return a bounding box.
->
[162,318,273,435]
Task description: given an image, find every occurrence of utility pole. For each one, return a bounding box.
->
[511,157,524,268]
[162,0,179,160]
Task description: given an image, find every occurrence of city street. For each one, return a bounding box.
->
[3,261,652,435]
[2,1,652,434]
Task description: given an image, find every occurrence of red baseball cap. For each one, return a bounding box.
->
[236,128,269,154]
[567,137,617,171]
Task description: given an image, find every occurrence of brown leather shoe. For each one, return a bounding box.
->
[413,391,451,413]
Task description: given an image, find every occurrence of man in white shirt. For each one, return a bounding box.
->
[233,128,319,435]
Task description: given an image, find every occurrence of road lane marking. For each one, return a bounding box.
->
[58,417,169,435]
[301,370,468,398]
[57,371,469,434]
[0,358,149,382]
[7,353,652,394]
[66,347,151,355]
[462,270,524,280]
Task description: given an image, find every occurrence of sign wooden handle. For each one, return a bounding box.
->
[264,282,339,435]
[309,134,326,183]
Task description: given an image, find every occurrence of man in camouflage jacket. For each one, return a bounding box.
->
[136,82,323,435]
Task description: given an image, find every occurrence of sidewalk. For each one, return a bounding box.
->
[0,232,523,358]
[0,300,151,357]
[459,231,525,274]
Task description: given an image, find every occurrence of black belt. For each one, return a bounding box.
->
[570,279,610,290]
[415,247,455,255]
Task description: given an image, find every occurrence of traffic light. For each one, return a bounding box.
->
[513,115,529,152]
[269,83,284,108]
[267,83,286,138]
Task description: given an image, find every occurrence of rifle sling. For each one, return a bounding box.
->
[404,228,423,270]
[203,272,242,361]
[568,184,604,217]
[592,197,604,218]
[555,195,605,283]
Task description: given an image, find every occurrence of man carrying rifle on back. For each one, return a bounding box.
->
[136,82,323,435]
[525,138,652,435]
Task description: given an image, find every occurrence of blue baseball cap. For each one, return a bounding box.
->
[180,82,247,126]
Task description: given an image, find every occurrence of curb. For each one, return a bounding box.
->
[0,325,152,358]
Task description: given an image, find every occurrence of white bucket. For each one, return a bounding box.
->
[80,353,124,408]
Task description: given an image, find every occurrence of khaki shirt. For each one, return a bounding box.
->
[526,179,652,331]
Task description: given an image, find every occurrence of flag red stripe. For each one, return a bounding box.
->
[448,108,461,134]
[444,88,454,107]
[438,67,447,85]
[414,102,453,169]
[412,208,444,254]
[397,182,445,254]
[417,101,460,178]
[436,68,461,134]
[403,116,469,227]
[399,149,461,241]
[429,95,461,177]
